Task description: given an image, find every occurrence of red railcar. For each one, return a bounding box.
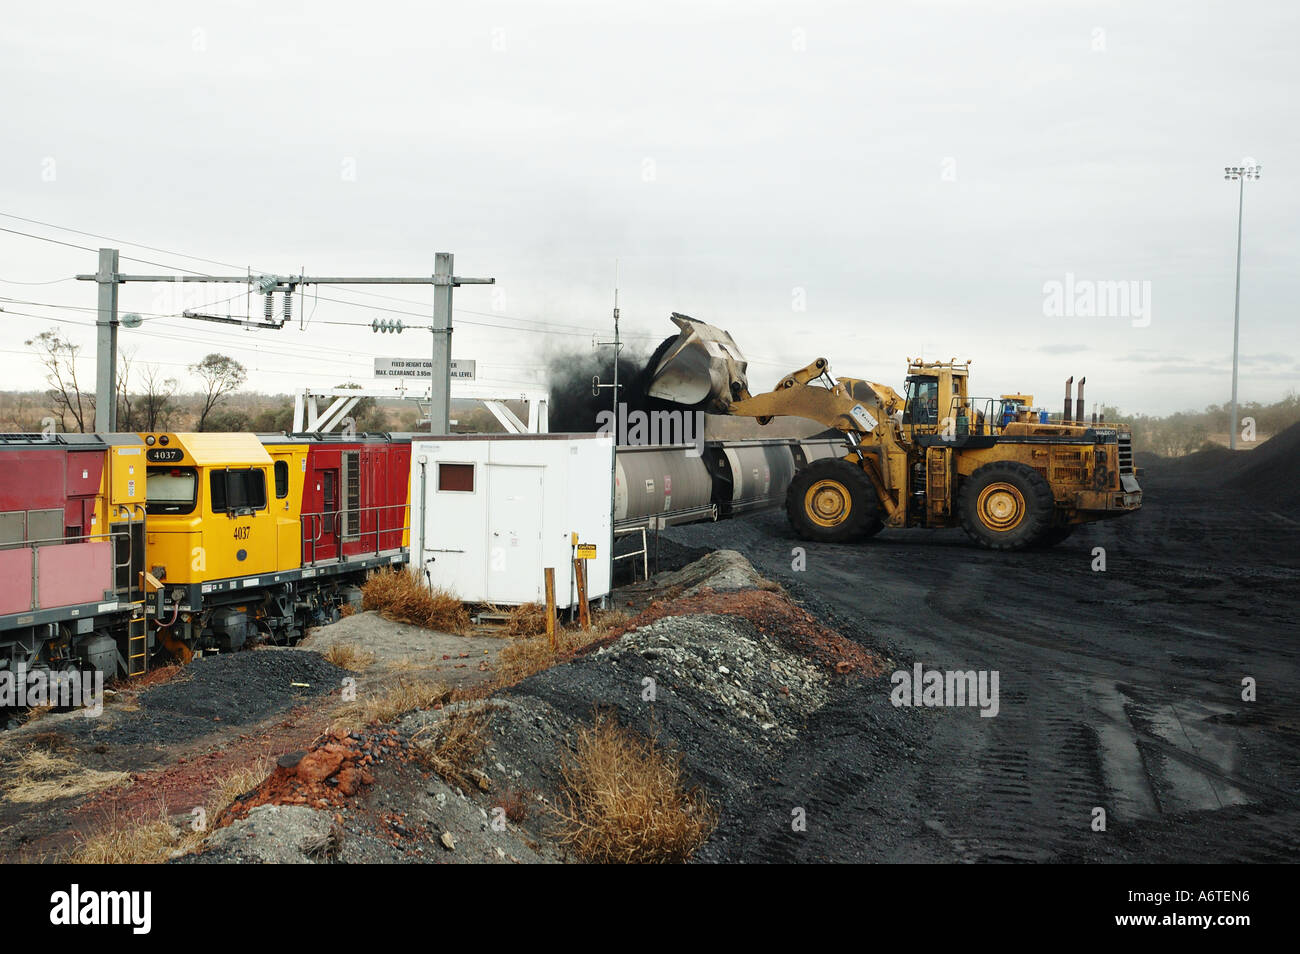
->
[294,435,412,565]
[0,434,148,677]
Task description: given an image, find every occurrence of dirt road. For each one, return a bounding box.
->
[664,471,1300,862]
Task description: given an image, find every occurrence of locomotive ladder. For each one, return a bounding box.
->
[125,615,149,677]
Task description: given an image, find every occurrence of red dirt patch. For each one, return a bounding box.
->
[75,704,332,828]
[594,587,888,676]
[222,727,413,822]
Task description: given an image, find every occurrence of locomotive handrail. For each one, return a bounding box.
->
[298,502,410,567]
[0,529,122,549]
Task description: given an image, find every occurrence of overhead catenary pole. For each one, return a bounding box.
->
[431,252,455,436]
[94,248,120,432]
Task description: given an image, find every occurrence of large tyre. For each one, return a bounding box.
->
[958,461,1054,550]
[786,458,883,543]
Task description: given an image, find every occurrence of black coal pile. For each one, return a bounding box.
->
[1225,419,1300,511]
[62,650,346,749]
[546,336,679,433]
[1136,421,1300,513]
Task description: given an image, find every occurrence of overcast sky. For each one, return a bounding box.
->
[2,0,1296,417]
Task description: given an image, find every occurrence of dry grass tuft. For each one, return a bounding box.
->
[206,760,272,817]
[23,705,53,724]
[322,643,375,671]
[552,712,716,863]
[498,787,534,824]
[412,707,491,792]
[68,811,179,864]
[494,609,632,687]
[332,678,448,730]
[361,568,470,633]
[68,758,273,863]
[339,603,357,618]
[1,749,130,804]
[505,602,550,637]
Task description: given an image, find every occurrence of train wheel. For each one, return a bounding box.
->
[958,461,1053,550]
[786,458,880,543]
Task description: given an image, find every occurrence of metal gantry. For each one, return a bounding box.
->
[76,250,493,434]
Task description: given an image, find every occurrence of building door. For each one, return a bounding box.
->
[485,465,543,605]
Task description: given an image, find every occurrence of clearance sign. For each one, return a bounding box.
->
[374,357,476,380]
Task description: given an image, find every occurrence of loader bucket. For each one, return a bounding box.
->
[646,313,750,413]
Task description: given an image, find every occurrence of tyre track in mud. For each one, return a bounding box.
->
[669,474,1300,862]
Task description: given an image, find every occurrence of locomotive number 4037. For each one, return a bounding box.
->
[233,526,251,540]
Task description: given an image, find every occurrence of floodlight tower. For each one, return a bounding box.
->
[1224,161,1261,450]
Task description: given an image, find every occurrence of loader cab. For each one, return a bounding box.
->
[904,375,941,430]
[903,361,972,440]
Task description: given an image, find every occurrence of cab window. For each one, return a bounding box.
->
[210,468,268,514]
[146,467,198,515]
[906,377,940,426]
[274,460,289,499]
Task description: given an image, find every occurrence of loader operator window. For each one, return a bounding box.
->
[210,468,268,515]
[906,377,940,427]
[146,467,198,515]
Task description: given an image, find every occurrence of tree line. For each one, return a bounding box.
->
[4,330,402,434]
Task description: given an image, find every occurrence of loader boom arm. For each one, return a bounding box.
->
[727,357,908,519]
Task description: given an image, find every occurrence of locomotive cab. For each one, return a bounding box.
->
[140,433,283,593]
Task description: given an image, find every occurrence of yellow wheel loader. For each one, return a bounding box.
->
[647,314,1142,550]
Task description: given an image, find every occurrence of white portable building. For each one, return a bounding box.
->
[407,434,613,608]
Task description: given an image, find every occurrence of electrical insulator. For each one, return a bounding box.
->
[283,288,293,324]
[264,292,274,321]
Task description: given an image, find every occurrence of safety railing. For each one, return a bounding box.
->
[0,527,137,614]
[613,526,649,582]
[906,397,1022,439]
[300,501,410,567]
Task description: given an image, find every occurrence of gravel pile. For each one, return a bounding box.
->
[654,549,768,596]
[472,609,835,831]
[183,804,339,864]
[591,614,827,742]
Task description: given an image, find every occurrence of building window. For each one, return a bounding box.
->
[437,462,474,492]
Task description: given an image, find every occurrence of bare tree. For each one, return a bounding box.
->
[139,363,179,432]
[116,349,137,431]
[25,330,92,432]
[190,353,247,430]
